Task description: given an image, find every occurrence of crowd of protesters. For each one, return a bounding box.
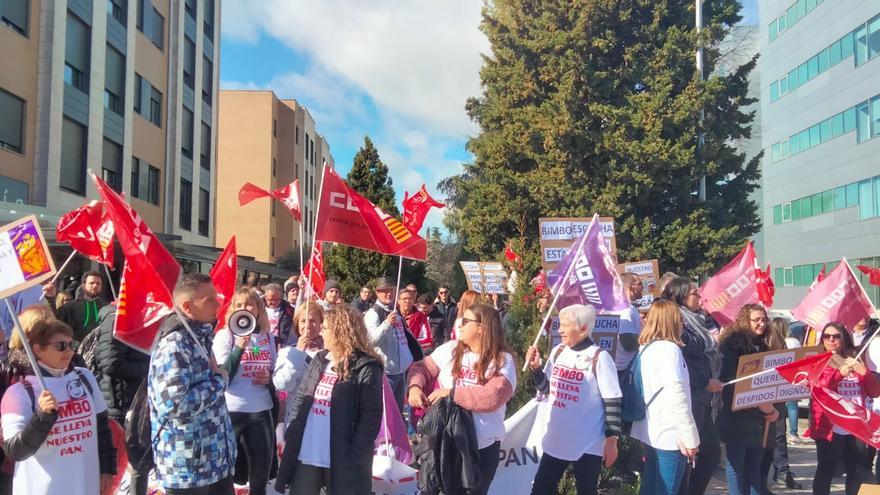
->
[0,267,878,495]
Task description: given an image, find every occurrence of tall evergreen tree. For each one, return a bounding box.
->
[441,0,760,280]
[324,136,427,296]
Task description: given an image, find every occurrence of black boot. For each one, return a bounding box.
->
[785,471,804,490]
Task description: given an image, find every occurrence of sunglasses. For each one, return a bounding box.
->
[822,333,842,341]
[438,291,448,294]
[46,341,74,352]
[461,317,481,326]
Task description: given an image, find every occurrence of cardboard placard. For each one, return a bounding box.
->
[459,261,509,294]
[618,259,661,311]
[858,484,880,495]
[731,346,823,411]
[547,314,619,359]
[538,217,616,274]
[0,215,56,300]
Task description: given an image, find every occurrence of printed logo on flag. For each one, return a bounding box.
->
[384,217,412,243]
[803,278,849,327]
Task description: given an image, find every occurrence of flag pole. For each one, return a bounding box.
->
[103,264,117,301]
[305,163,327,316]
[521,214,596,372]
[721,367,777,386]
[392,256,404,312]
[845,258,880,360]
[39,251,77,301]
[4,298,46,390]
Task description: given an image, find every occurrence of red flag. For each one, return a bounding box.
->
[792,260,875,332]
[303,243,325,296]
[402,185,444,234]
[91,172,180,351]
[699,242,759,327]
[315,166,427,260]
[857,265,880,287]
[755,264,775,308]
[56,201,115,267]
[810,385,880,448]
[239,182,272,206]
[271,180,302,221]
[776,351,833,388]
[809,264,827,291]
[210,236,237,327]
[505,245,521,263]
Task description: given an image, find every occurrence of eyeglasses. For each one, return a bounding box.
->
[822,333,842,341]
[749,318,768,324]
[438,291,448,295]
[461,317,481,326]
[47,341,74,352]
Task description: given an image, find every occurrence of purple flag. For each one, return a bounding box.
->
[547,215,629,311]
[374,375,414,465]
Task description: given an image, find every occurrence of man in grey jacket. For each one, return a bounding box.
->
[363,277,413,411]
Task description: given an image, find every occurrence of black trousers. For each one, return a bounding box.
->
[760,417,791,485]
[814,433,863,495]
[165,477,234,495]
[530,452,603,495]
[678,402,721,495]
[474,441,502,495]
[231,410,275,495]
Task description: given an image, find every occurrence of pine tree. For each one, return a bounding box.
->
[441,0,760,281]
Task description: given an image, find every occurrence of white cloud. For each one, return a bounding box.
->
[221,0,488,137]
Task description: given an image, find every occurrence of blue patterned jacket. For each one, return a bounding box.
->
[148,315,236,489]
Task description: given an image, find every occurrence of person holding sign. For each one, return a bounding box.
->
[408,304,517,495]
[525,304,623,495]
[1,319,116,495]
[631,300,700,495]
[717,304,778,495]
[809,323,880,495]
[212,288,277,495]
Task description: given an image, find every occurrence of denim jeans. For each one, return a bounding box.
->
[785,401,799,435]
[724,441,764,495]
[640,445,687,495]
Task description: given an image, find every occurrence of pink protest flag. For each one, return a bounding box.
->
[374,375,414,465]
[699,242,759,327]
[792,259,875,332]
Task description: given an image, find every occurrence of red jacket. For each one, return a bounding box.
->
[404,310,433,352]
[805,363,880,441]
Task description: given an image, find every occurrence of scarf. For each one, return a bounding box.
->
[680,307,721,378]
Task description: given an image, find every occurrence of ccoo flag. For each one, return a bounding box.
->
[546,214,629,312]
[314,165,427,260]
[792,259,875,332]
[699,242,758,327]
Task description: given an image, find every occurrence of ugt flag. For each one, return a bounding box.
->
[700,242,758,327]
[809,385,880,449]
[210,236,237,328]
[303,242,325,297]
[56,200,115,268]
[239,181,302,221]
[315,165,427,260]
[402,185,444,235]
[792,259,875,332]
[546,214,629,312]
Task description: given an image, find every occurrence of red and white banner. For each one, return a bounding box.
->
[402,184,444,235]
[210,236,238,328]
[303,242,325,297]
[810,385,880,448]
[699,242,759,327]
[56,200,115,267]
[315,165,427,260]
[792,260,875,332]
[239,181,302,221]
[776,351,834,387]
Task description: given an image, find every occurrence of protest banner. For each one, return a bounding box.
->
[488,399,545,495]
[731,345,823,411]
[459,261,510,294]
[618,258,660,311]
[538,217,616,273]
[0,215,56,299]
[547,314,619,359]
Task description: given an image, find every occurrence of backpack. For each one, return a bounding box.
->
[125,378,155,471]
[78,328,101,374]
[620,341,663,423]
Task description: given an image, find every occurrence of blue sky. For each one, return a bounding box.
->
[220,1,758,234]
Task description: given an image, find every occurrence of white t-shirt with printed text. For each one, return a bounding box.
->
[299,361,338,468]
[266,306,282,338]
[539,343,622,460]
[1,368,108,495]
[213,330,277,413]
[430,341,517,449]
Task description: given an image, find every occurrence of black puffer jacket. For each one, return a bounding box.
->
[93,305,150,422]
[717,329,775,447]
[276,350,383,494]
[680,320,714,406]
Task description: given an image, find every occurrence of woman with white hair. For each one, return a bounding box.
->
[526,304,622,495]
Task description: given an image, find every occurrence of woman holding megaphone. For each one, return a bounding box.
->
[212,288,277,495]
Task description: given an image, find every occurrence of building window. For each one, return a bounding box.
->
[65,12,90,93]
[1,0,29,36]
[203,0,214,39]
[179,178,192,230]
[131,157,141,198]
[295,126,299,144]
[102,139,122,192]
[0,89,25,154]
[200,122,211,170]
[149,86,162,126]
[182,107,194,159]
[150,7,163,49]
[184,0,195,19]
[272,158,276,178]
[201,56,212,104]
[60,118,87,195]
[271,237,275,257]
[136,0,143,30]
[198,188,209,236]
[104,46,125,116]
[107,0,126,24]
[133,74,142,114]
[147,166,160,204]
[183,36,195,89]
[271,199,276,217]
[273,119,277,138]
